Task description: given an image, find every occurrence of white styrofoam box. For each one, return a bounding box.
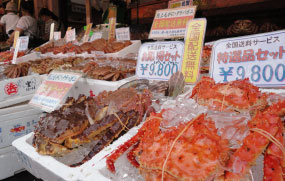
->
[0,74,42,108]
[105,40,141,58]
[71,76,137,98]
[0,104,43,149]
[12,123,142,181]
[0,146,24,180]
[14,52,41,64]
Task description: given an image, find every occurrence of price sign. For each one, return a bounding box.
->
[12,39,20,64]
[65,28,76,42]
[54,31,61,40]
[182,18,207,84]
[18,36,29,51]
[108,17,116,41]
[83,23,93,42]
[13,31,19,48]
[116,27,130,41]
[29,71,82,112]
[90,32,103,41]
[168,0,193,8]
[49,23,55,41]
[149,6,196,39]
[136,41,184,80]
[210,30,285,87]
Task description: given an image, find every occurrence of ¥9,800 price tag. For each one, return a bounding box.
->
[136,41,184,80]
[210,30,285,87]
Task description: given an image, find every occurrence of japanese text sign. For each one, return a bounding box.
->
[65,28,76,42]
[108,17,116,41]
[29,71,81,112]
[136,41,184,80]
[149,6,196,39]
[210,30,285,87]
[18,36,29,51]
[13,31,19,48]
[12,40,20,64]
[90,32,103,41]
[182,18,207,84]
[54,31,61,40]
[49,23,55,41]
[168,0,193,9]
[83,23,93,42]
[116,27,130,41]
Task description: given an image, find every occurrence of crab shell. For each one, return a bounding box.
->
[191,77,268,113]
[135,113,230,180]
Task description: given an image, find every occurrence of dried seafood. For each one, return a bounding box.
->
[227,20,258,35]
[33,88,152,166]
[3,62,30,78]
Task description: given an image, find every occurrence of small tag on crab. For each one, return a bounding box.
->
[168,71,185,97]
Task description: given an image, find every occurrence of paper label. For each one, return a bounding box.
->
[149,6,196,39]
[49,23,55,41]
[65,28,76,42]
[168,0,193,8]
[13,31,19,48]
[18,36,29,51]
[90,32,103,41]
[108,17,116,41]
[54,31,61,40]
[0,74,41,101]
[182,18,207,84]
[29,71,81,112]
[116,27,130,41]
[83,23,93,42]
[12,40,20,64]
[210,30,285,88]
[136,41,184,81]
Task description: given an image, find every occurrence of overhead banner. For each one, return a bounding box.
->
[149,6,196,39]
[210,30,285,87]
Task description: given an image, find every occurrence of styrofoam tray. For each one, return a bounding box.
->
[105,40,141,57]
[12,124,141,181]
[0,146,24,180]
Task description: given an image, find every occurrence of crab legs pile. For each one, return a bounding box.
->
[106,77,284,181]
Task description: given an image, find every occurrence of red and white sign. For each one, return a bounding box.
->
[210,30,285,87]
[149,6,196,39]
[29,71,81,112]
[4,82,18,95]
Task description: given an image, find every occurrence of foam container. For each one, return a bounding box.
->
[0,74,42,108]
[0,103,43,149]
[0,146,24,180]
[105,40,141,57]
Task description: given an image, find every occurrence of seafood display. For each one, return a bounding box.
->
[105,77,284,181]
[2,57,136,81]
[33,88,152,166]
[35,38,132,54]
[0,50,25,64]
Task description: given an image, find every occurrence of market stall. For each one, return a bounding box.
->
[0,0,283,180]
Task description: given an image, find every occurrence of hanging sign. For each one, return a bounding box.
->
[182,18,207,84]
[13,31,19,48]
[168,0,193,8]
[149,6,196,39]
[83,23,93,42]
[108,17,116,41]
[210,30,285,87]
[90,32,103,41]
[65,28,76,42]
[54,31,61,40]
[136,41,184,81]
[116,27,130,41]
[49,23,55,41]
[29,71,82,112]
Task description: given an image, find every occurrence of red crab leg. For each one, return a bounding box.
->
[106,130,144,173]
[264,153,283,181]
[127,141,140,168]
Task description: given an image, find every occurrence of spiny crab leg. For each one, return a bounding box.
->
[106,130,144,173]
[126,141,140,168]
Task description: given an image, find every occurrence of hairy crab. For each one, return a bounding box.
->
[33,88,152,166]
[190,77,268,113]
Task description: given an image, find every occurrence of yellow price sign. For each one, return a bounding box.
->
[83,23,93,42]
[13,31,19,48]
[182,18,207,84]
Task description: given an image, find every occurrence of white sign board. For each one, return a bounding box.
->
[136,41,184,80]
[116,27,130,41]
[54,31,61,40]
[65,28,76,42]
[29,71,81,112]
[90,32,103,41]
[210,30,285,87]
